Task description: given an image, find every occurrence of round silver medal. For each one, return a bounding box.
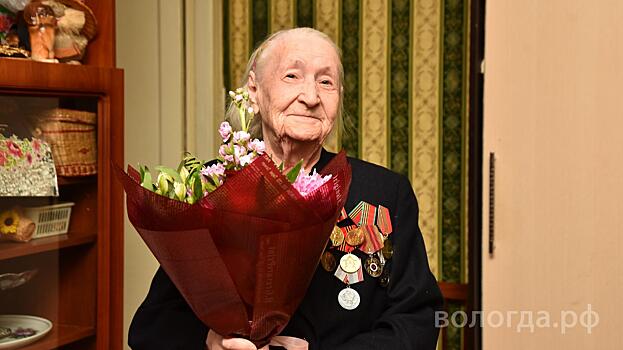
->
[338,287,361,310]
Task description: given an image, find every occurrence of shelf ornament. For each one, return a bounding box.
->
[0,134,59,196]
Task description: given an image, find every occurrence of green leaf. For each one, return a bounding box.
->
[193,172,203,202]
[141,169,153,191]
[278,162,284,172]
[138,164,146,183]
[203,180,216,193]
[155,166,182,183]
[176,158,185,173]
[285,160,303,183]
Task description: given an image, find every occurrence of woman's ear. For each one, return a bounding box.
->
[247,71,259,111]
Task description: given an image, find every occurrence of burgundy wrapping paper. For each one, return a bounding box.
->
[115,152,351,347]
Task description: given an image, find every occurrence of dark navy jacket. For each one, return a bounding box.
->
[129,150,443,350]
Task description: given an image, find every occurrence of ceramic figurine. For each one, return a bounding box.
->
[23,1,58,62]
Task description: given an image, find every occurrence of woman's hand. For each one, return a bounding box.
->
[206,330,268,350]
[206,330,308,350]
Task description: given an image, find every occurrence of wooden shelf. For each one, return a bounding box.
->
[0,233,96,260]
[0,1,123,348]
[0,58,119,94]
[18,323,95,350]
[57,175,97,186]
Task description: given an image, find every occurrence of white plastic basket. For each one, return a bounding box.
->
[23,202,75,239]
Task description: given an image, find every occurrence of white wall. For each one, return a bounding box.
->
[116,0,222,347]
[483,0,623,348]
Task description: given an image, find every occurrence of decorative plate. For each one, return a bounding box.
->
[0,315,52,349]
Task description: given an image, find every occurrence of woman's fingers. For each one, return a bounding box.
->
[221,337,257,350]
[206,329,259,350]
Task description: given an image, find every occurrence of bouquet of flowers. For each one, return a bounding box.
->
[115,89,352,347]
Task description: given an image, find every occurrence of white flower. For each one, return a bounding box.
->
[174,182,186,201]
[239,154,254,166]
[233,131,251,144]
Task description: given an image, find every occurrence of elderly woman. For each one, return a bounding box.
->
[129,27,443,350]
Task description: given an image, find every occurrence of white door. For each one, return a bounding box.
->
[482,0,623,349]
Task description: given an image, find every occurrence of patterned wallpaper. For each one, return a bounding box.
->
[223,2,470,346]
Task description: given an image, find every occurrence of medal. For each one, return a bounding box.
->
[381,239,394,259]
[339,253,361,273]
[330,225,344,246]
[345,227,364,246]
[364,255,383,277]
[334,265,364,284]
[379,268,390,287]
[321,251,336,272]
[338,287,360,310]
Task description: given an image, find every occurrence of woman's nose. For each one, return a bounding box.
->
[297,80,320,107]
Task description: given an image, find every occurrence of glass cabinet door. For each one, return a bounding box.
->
[0,93,100,349]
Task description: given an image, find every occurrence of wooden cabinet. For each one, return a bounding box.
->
[0,1,123,349]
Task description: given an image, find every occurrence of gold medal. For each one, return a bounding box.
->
[321,251,337,272]
[339,253,361,274]
[364,255,383,278]
[382,239,394,259]
[330,226,344,246]
[345,227,364,246]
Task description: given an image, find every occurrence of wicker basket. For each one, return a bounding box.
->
[23,202,75,239]
[37,108,97,176]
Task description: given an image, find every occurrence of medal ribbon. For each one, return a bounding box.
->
[376,205,392,235]
[334,202,393,254]
[349,201,385,254]
[334,265,364,284]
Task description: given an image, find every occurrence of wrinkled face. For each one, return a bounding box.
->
[250,32,341,144]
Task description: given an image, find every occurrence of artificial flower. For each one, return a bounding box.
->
[0,210,19,235]
[0,151,7,166]
[7,140,22,158]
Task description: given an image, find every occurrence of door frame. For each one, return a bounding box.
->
[467,0,485,348]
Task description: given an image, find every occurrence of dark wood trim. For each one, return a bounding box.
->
[467,0,486,349]
[439,281,469,302]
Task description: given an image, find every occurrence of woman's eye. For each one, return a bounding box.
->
[285,73,297,79]
[320,79,333,86]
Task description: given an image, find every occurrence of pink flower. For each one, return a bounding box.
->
[292,169,332,196]
[201,163,225,178]
[248,139,265,154]
[233,131,251,144]
[233,145,247,162]
[0,151,7,166]
[219,122,232,142]
[7,141,22,158]
[219,144,234,164]
[218,144,228,157]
